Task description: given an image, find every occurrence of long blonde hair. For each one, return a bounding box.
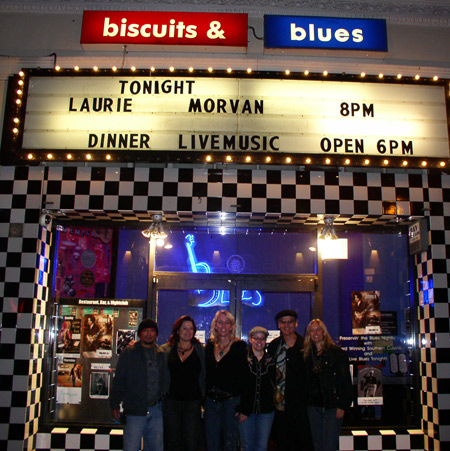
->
[303,319,336,359]
[210,310,236,345]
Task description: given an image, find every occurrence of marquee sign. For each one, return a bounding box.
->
[81,11,248,50]
[3,72,449,166]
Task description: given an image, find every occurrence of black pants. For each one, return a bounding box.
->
[271,408,313,451]
[163,397,203,451]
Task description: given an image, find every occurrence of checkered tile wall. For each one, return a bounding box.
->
[0,165,448,451]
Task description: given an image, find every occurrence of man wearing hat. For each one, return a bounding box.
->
[111,318,166,451]
[267,310,312,450]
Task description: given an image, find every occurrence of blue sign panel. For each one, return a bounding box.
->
[264,15,388,52]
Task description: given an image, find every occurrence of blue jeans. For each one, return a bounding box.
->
[204,396,240,451]
[307,406,343,451]
[163,397,202,451]
[238,411,275,451]
[124,403,164,451]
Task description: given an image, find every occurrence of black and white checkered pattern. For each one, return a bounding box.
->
[0,165,449,451]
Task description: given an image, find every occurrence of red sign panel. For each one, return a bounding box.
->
[81,10,248,47]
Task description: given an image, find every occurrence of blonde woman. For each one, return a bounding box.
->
[204,310,247,450]
[303,319,353,451]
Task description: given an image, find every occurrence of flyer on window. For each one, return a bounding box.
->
[357,365,383,405]
[351,291,381,335]
[56,361,83,404]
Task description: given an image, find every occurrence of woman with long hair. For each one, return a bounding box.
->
[303,319,353,451]
[204,310,247,450]
[161,315,205,451]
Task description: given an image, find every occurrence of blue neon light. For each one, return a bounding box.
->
[184,234,263,307]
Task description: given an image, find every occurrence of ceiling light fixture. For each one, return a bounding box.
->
[318,216,338,240]
[141,214,168,242]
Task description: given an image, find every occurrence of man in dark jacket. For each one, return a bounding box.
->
[111,319,166,451]
[267,310,313,451]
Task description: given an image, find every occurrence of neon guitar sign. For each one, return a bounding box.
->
[185,234,262,307]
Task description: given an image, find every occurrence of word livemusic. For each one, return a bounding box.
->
[179,134,279,151]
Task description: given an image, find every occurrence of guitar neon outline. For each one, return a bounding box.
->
[184,234,263,307]
[185,234,227,307]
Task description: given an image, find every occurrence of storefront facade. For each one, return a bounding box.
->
[0,1,449,451]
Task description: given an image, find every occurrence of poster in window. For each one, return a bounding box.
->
[116,329,137,354]
[90,372,110,399]
[56,361,83,404]
[357,365,383,405]
[351,291,381,335]
[54,226,113,299]
[56,317,81,357]
[82,313,113,358]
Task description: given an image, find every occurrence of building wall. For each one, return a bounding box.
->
[0,165,449,450]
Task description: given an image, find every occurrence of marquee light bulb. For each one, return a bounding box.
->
[112,66,117,72]
[265,156,271,163]
[378,73,384,78]
[325,158,331,164]
[439,161,446,167]
[131,66,136,72]
[323,71,328,76]
[67,154,73,159]
[206,155,212,162]
[188,67,194,72]
[397,74,402,79]
[344,159,350,165]
[415,74,420,80]
[86,154,92,160]
[286,157,292,163]
[247,68,252,73]
[360,72,366,78]
[74,66,80,71]
[27,154,34,160]
[169,66,175,72]
[402,160,408,166]
[304,70,310,75]
[245,156,251,162]
[226,155,232,162]
[364,159,370,165]
[19,71,25,77]
[106,154,112,160]
[383,159,389,165]
[93,66,99,72]
[47,153,54,159]
[306,158,311,164]
[285,69,291,75]
[208,67,213,73]
[421,161,427,167]
[433,75,439,81]
[227,68,232,73]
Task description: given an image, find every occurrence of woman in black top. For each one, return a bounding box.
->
[303,319,353,451]
[204,310,247,451]
[236,326,276,451]
[161,315,205,451]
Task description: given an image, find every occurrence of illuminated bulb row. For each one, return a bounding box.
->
[48,67,442,81]
[204,155,446,167]
[27,153,113,161]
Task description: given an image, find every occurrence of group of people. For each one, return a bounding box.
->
[110,309,353,451]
